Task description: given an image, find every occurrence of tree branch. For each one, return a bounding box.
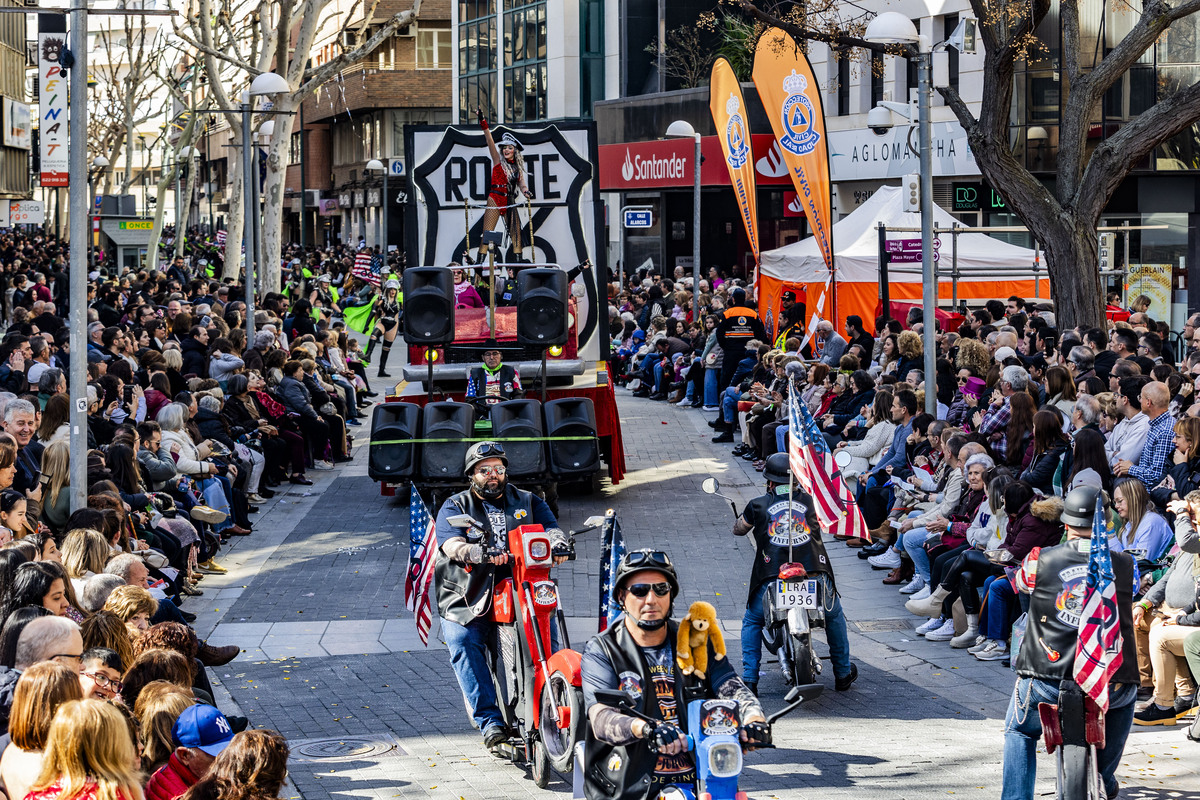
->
[736,0,911,56]
[298,0,422,96]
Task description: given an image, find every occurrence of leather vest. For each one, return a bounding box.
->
[744,487,834,604]
[469,364,518,404]
[585,620,714,800]
[433,485,534,626]
[1015,540,1140,684]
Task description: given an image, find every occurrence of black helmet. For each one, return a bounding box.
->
[1061,485,1101,528]
[763,452,791,485]
[464,441,507,474]
[613,549,679,601]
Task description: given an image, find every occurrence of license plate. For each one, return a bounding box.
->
[776,579,818,609]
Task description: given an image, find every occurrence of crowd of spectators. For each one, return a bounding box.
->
[0,229,379,799]
[610,272,1200,733]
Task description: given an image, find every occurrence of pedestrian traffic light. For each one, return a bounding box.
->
[902,173,920,213]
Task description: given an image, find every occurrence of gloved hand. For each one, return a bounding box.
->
[476,106,488,130]
[651,722,686,754]
[742,720,772,749]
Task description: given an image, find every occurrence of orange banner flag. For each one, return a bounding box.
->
[709,58,760,270]
[752,28,836,294]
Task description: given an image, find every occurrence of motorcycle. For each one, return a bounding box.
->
[1037,680,1105,800]
[701,477,825,688]
[584,683,824,800]
[445,513,601,787]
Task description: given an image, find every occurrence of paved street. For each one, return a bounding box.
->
[192,389,1200,800]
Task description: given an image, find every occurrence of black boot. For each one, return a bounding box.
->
[364,335,378,363]
[378,342,392,378]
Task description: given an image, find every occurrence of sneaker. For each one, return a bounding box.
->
[915,616,946,637]
[907,585,932,601]
[950,626,981,648]
[197,559,228,574]
[899,575,926,595]
[702,405,719,412]
[867,549,901,570]
[1134,703,1179,726]
[312,460,334,470]
[675,398,692,406]
[975,640,1010,661]
[346,418,362,426]
[246,493,266,504]
[925,618,957,642]
[967,636,992,654]
[189,505,227,525]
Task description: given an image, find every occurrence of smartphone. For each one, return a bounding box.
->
[124,385,135,404]
[38,473,50,486]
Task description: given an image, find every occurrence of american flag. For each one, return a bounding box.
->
[1073,493,1124,712]
[788,393,870,541]
[597,513,625,632]
[352,251,384,287]
[215,230,226,251]
[405,485,438,645]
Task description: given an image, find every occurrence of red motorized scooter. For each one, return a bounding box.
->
[446,514,586,787]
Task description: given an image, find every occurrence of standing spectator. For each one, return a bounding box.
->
[715,287,766,392]
[180,327,210,378]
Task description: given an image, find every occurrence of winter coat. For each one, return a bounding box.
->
[0,667,18,731]
[144,389,171,421]
[939,486,987,549]
[180,337,209,378]
[138,447,178,492]
[145,751,200,800]
[208,352,245,384]
[840,420,896,477]
[194,408,240,451]
[277,376,318,420]
[1020,439,1072,495]
[966,501,1007,550]
[160,429,208,477]
[1001,496,1064,561]
[827,388,875,430]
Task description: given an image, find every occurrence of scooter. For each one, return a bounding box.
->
[586,683,824,800]
[1037,679,1105,800]
[445,513,592,787]
[701,477,825,688]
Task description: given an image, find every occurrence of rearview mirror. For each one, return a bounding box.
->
[446,514,477,529]
[593,688,635,709]
[583,515,607,529]
[701,477,720,495]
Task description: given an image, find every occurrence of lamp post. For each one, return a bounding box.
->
[666,120,701,318]
[68,0,89,511]
[137,134,148,217]
[866,13,934,415]
[365,158,386,252]
[89,156,109,272]
[239,71,290,345]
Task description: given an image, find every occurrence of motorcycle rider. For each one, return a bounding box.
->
[1001,484,1139,800]
[581,549,768,800]
[432,441,568,750]
[735,452,858,695]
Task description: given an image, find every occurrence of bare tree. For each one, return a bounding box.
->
[175,0,423,293]
[646,26,715,89]
[738,0,1200,329]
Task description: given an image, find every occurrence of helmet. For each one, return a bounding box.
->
[464,441,507,474]
[1061,485,1101,528]
[763,452,791,485]
[384,279,400,292]
[613,549,679,601]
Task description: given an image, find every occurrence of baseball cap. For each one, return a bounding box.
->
[781,290,797,301]
[172,704,235,756]
[994,346,1017,362]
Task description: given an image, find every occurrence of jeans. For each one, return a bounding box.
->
[721,387,741,424]
[900,528,934,581]
[704,368,719,407]
[981,575,1016,640]
[776,424,790,453]
[1001,679,1136,800]
[443,616,504,733]
[741,575,851,684]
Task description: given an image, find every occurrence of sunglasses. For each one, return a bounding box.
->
[626,582,671,598]
[476,466,507,477]
[473,441,505,458]
[624,550,672,571]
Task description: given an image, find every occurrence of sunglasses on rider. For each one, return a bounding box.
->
[625,582,671,598]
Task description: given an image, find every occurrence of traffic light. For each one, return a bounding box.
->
[902,173,920,213]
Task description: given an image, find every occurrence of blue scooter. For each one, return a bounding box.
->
[585,683,823,800]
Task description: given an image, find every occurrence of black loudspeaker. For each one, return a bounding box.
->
[516,268,568,346]
[403,267,455,345]
[543,397,600,477]
[420,401,474,478]
[368,402,420,482]
[490,399,545,478]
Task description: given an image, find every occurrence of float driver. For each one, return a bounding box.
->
[433,441,567,751]
[465,338,523,419]
[581,550,768,800]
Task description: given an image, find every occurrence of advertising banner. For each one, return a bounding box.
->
[709,58,760,268]
[38,17,68,187]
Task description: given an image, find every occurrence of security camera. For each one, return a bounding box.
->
[867,106,893,136]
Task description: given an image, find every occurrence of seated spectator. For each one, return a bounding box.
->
[835,390,896,480]
[0,662,84,800]
[122,649,194,711]
[77,647,124,702]
[1019,410,1072,495]
[1112,478,1174,561]
[179,729,290,800]
[23,699,143,800]
[0,562,71,620]
[80,611,135,675]
[103,584,157,640]
[1152,416,1200,508]
[136,680,196,775]
[60,529,110,596]
[146,704,235,800]
[1116,381,1174,491]
[0,617,81,731]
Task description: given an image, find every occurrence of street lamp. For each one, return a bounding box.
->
[866,13,935,414]
[89,156,109,272]
[666,119,701,319]
[365,158,386,253]
[239,71,288,344]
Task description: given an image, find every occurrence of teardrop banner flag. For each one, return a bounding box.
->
[709,58,761,276]
[753,28,836,316]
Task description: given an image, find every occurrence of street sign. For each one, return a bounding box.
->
[624,209,652,228]
[885,237,941,263]
[388,158,404,176]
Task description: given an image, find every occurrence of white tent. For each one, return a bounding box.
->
[759,185,1040,283]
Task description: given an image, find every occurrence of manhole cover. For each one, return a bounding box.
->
[853,618,915,632]
[291,736,402,762]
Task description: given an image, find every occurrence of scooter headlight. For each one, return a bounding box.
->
[707,741,742,779]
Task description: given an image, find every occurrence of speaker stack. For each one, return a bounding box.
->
[489,399,545,478]
[515,268,568,346]
[368,402,420,482]
[402,267,456,345]
[420,401,474,478]
[543,397,600,477]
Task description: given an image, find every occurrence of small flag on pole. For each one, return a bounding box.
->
[1073,494,1124,712]
[788,393,870,541]
[597,513,626,632]
[405,485,439,645]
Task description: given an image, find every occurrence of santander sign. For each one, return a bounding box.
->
[599,135,793,190]
[621,148,688,182]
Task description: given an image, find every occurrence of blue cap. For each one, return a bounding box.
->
[172,704,235,756]
[632,329,645,340]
